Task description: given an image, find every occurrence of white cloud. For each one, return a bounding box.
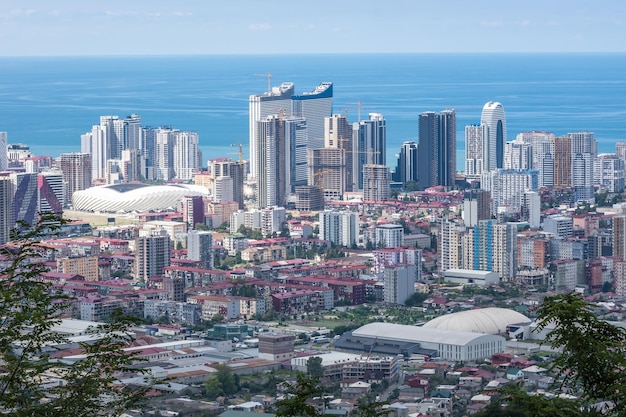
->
[516,20,530,27]
[173,11,192,17]
[248,23,271,31]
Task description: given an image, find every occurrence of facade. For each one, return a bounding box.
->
[208,158,245,209]
[349,322,505,361]
[38,170,65,214]
[463,189,491,227]
[172,131,202,181]
[569,131,596,202]
[135,228,171,281]
[10,172,38,227]
[464,124,488,179]
[594,154,625,193]
[521,191,541,229]
[308,147,346,200]
[553,135,572,187]
[72,183,208,213]
[292,82,333,153]
[325,114,354,191]
[181,195,205,228]
[383,264,416,305]
[295,186,324,211]
[440,219,464,271]
[396,141,419,186]
[0,132,7,171]
[284,116,308,193]
[187,230,214,269]
[417,110,456,190]
[59,153,93,204]
[248,82,295,178]
[353,113,387,189]
[482,169,538,215]
[258,333,296,362]
[319,210,358,247]
[375,224,404,248]
[256,115,286,209]
[362,164,390,202]
[480,101,507,170]
[0,175,13,245]
[543,215,573,239]
[613,215,626,261]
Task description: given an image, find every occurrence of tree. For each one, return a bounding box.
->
[353,398,391,417]
[274,374,323,417]
[306,356,324,379]
[476,292,626,417]
[534,292,626,415]
[0,214,153,416]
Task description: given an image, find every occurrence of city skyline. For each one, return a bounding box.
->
[1,1,626,56]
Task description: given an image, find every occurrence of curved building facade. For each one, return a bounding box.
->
[423,307,531,335]
[481,101,507,171]
[72,183,208,213]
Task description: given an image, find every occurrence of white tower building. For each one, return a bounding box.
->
[480,102,507,171]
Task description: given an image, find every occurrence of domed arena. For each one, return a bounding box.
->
[422,307,531,335]
[72,183,209,213]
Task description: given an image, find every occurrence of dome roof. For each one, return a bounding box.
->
[72,183,208,213]
[423,308,530,335]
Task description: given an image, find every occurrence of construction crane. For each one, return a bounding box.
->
[346,101,363,122]
[229,143,247,164]
[254,72,272,94]
[310,169,333,190]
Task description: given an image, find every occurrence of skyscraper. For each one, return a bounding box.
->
[135,228,171,281]
[208,158,245,209]
[363,164,390,202]
[614,216,626,261]
[249,82,294,178]
[553,135,572,187]
[256,115,286,209]
[353,113,386,189]
[480,101,507,170]
[0,132,8,172]
[284,116,308,194]
[396,141,418,186]
[172,131,202,181]
[10,172,38,227]
[0,174,13,244]
[569,131,596,202]
[60,153,92,203]
[319,210,358,247]
[291,82,333,152]
[38,170,65,214]
[464,124,488,179]
[417,110,456,190]
[325,114,354,191]
[308,147,346,200]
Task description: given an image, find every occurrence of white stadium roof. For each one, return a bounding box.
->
[352,322,491,346]
[422,307,531,334]
[72,183,209,213]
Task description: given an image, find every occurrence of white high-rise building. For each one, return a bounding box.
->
[292,82,333,152]
[504,139,532,170]
[569,131,596,203]
[384,264,416,305]
[187,230,214,269]
[0,132,8,172]
[256,115,285,209]
[0,175,13,244]
[319,210,358,247]
[353,114,387,189]
[480,102,507,170]
[522,191,541,229]
[465,124,488,178]
[81,125,107,180]
[594,154,625,193]
[173,131,201,181]
[154,127,176,181]
[375,224,404,248]
[483,169,539,214]
[249,82,295,178]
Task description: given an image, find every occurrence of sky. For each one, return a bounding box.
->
[1,1,626,56]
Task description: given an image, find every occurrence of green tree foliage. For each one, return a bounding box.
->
[306,356,324,379]
[203,364,239,399]
[274,374,323,417]
[404,292,429,307]
[476,293,626,417]
[353,398,391,417]
[0,214,152,416]
[535,292,626,415]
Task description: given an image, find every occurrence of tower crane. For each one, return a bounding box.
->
[230,143,247,164]
[346,101,363,122]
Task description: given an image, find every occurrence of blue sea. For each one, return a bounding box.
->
[1,53,625,170]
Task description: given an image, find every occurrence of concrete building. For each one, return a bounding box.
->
[319,210,358,248]
[481,101,507,170]
[187,230,214,269]
[383,264,416,305]
[0,175,13,244]
[258,333,296,362]
[135,228,171,281]
[362,164,390,202]
[375,223,404,248]
[442,269,499,286]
